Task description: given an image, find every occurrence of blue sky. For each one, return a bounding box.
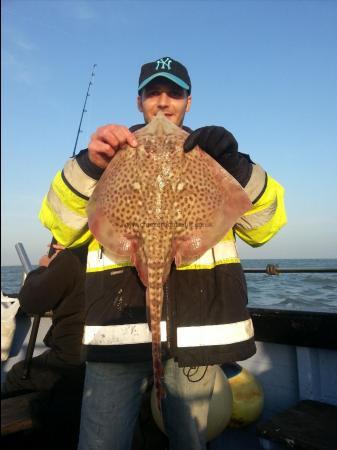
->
[2,0,337,265]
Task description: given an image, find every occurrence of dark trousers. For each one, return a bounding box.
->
[2,351,67,394]
[2,351,85,449]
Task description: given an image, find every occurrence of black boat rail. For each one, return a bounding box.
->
[9,243,336,378]
[244,264,337,275]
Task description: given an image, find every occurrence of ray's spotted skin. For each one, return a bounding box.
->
[87,112,252,409]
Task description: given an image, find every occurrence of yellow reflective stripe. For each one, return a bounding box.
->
[214,239,238,259]
[235,176,287,246]
[236,198,277,230]
[246,175,282,213]
[46,187,88,230]
[177,257,240,271]
[39,196,92,247]
[83,322,167,345]
[88,239,101,252]
[39,170,93,247]
[244,164,266,202]
[87,262,131,273]
[177,240,240,270]
[63,159,98,198]
[177,319,254,347]
[51,171,89,218]
[86,249,131,272]
[86,239,240,272]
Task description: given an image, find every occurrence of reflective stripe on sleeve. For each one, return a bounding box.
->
[244,164,267,203]
[63,159,98,199]
[83,321,167,345]
[235,176,287,247]
[236,197,277,230]
[46,187,89,230]
[39,196,92,247]
[177,319,254,347]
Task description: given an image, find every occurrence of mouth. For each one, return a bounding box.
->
[154,110,173,116]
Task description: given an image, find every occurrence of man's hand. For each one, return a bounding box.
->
[183,126,252,186]
[88,125,138,170]
[39,244,65,268]
[183,126,238,161]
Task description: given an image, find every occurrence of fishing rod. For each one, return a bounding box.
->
[72,63,97,157]
[244,264,337,275]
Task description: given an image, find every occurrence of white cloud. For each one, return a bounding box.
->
[15,38,35,52]
[1,21,37,85]
[1,50,33,85]
[3,26,35,52]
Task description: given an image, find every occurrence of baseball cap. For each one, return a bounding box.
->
[138,57,191,94]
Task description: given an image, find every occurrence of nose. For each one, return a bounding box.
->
[157,92,170,108]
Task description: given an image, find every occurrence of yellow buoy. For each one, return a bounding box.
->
[151,365,233,441]
[222,363,264,428]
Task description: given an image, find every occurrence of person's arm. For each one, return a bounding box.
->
[234,171,287,246]
[39,125,137,246]
[18,250,78,315]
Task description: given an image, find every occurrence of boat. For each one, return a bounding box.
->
[3,63,336,447]
[1,243,336,450]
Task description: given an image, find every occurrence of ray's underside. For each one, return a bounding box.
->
[87,112,252,408]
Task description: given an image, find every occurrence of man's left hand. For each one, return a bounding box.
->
[183,126,238,162]
[183,126,252,187]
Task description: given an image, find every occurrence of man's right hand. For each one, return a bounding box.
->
[88,125,138,170]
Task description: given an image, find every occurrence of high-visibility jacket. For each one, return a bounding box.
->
[39,136,286,367]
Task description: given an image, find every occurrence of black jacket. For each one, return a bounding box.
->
[19,250,86,366]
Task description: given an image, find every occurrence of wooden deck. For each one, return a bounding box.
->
[257,400,337,450]
[1,392,43,436]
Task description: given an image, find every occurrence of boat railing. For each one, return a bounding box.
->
[244,264,337,275]
[10,243,337,379]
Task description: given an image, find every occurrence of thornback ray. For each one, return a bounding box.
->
[87,111,252,410]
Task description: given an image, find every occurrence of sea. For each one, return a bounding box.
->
[1,259,337,312]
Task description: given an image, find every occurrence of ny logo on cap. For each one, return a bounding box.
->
[155,57,172,71]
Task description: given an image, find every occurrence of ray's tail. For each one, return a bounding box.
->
[146,266,166,410]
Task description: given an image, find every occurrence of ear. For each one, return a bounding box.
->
[185,95,192,113]
[137,96,143,113]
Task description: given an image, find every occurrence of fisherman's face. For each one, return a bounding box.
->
[137,79,191,127]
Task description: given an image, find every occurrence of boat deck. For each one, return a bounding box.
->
[1,308,337,449]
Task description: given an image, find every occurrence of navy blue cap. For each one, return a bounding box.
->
[138,57,191,94]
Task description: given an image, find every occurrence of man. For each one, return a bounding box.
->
[39,56,286,450]
[2,241,86,394]
[2,240,87,449]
